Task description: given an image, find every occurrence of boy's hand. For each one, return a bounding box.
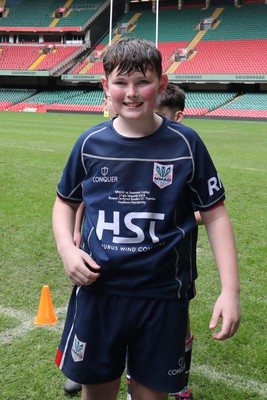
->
[209,289,241,340]
[61,245,101,286]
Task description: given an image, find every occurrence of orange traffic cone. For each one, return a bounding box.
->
[34,285,58,325]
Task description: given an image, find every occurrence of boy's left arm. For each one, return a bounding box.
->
[200,204,241,340]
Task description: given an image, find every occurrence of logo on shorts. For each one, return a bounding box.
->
[153,163,173,189]
[71,334,86,362]
[168,357,185,375]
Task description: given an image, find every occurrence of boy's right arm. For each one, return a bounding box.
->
[201,204,241,340]
[52,197,101,286]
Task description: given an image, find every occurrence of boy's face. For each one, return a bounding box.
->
[154,106,184,123]
[102,67,167,120]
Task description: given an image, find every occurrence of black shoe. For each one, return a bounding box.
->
[64,378,82,395]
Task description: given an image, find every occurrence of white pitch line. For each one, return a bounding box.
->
[193,364,267,398]
[0,305,34,344]
[230,166,267,172]
[0,305,66,344]
[0,144,56,152]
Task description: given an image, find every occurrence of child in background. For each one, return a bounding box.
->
[53,37,240,400]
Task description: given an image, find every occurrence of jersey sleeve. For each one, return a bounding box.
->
[57,135,86,203]
[189,135,226,211]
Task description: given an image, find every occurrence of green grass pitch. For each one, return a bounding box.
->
[0,111,266,399]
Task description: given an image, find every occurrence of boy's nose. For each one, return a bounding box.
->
[126,84,138,97]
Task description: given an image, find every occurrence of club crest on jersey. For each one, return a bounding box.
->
[153,163,173,189]
[71,335,86,362]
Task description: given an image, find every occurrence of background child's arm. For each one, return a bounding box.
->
[74,202,85,248]
[52,197,101,285]
[194,210,203,225]
[200,204,241,340]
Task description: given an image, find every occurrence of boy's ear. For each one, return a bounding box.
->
[159,74,168,93]
[101,76,109,96]
[175,111,184,123]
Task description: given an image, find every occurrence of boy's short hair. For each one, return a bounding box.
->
[156,83,185,112]
[103,37,163,79]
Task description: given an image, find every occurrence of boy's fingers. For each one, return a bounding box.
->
[70,266,100,286]
[212,319,231,340]
[210,312,240,340]
[209,308,229,340]
[64,251,101,286]
[209,308,220,330]
[80,251,101,271]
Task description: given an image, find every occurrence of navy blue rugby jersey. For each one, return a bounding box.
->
[57,116,225,299]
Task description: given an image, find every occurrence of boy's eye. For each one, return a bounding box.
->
[138,79,149,85]
[112,79,150,87]
[114,81,126,86]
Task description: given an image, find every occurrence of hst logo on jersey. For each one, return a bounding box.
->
[96,211,165,244]
[153,163,173,189]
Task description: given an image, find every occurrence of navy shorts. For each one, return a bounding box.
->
[187,281,196,301]
[55,286,188,393]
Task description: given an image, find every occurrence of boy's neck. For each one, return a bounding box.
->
[113,113,163,138]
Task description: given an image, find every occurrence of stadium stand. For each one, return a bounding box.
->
[203,4,267,41]
[0,44,84,73]
[0,88,37,110]
[0,1,266,119]
[0,0,107,28]
[1,88,239,116]
[0,45,41,70]
[184,91,238,116]
[207,93,267,118]
[168,3,267,75]
[53,1,107,29]
[4,87,267,119]
[174,39,267,75]
[69,4,267,79]
[5,89,104,112]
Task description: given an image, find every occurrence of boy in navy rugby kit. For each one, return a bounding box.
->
[64,85,197,399]
[53,37,241,400]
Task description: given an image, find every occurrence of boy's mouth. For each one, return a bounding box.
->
[124,102,143,108]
